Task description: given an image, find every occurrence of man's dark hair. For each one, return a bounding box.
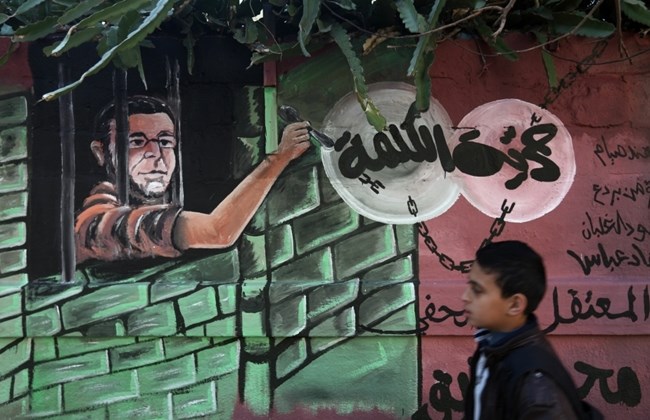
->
[475,240,546,315]
[93,95,176,150]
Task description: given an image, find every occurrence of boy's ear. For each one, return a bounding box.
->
[91,140,105,166]
[507,293,528,317]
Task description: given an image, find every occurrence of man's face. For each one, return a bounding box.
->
[461,262,514,332]
[109,112,176,200]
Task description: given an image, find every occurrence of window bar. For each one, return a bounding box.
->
[58,61,76,282]
[166,58,183,206]
[113,68,129,205]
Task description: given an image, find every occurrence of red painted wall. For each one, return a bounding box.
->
[418,33,649,418]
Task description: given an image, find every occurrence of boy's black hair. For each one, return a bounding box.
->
[475,240,546,315]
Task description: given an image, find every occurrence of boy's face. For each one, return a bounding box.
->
[462,262,519,332]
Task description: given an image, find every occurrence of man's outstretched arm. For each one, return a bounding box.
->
[173,121,311,250]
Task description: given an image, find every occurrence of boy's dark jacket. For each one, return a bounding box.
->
[463,315,603,420]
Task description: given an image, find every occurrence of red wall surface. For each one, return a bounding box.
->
[418,34,649,418]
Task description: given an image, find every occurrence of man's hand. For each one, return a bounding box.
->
[277,121,311,161]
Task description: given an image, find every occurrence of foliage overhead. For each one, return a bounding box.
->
[1,0,649,130]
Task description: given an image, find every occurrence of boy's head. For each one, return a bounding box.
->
[462,240,546,332]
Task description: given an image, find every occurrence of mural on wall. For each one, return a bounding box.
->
[0,33,649,419]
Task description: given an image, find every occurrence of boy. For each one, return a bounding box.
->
[462,240,601,420]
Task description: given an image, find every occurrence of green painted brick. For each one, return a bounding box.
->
[156,251,239,285]
[395,224,417,254]
[276,338,307,379]
[33,338,56,362]
[196,341,240,381]
[270,295,306,337]
[239,233,267,277]
[110,339,165,371]
[0,375,10,404]
[241,310,265,337]
[333,225,397,278]
[0,292,21,321]
[268,166,320,226]
[0,163,27,194]
[319,168,341,204]
[47,406,106,420]
[293,202,360,255]
[138,355,196,393]
[271,247,334,283]
[0,192,27,222]
[108,393,172,419]
[0,249,25,275]
[56,336,136,358]
[127,302,177,336]
[24,280,84,312]
[358,283,416,328]
[178,287,218,328]
[61,284,149,329]
[245,200,267,235]
[86,319,126,336]
[269,281,319,305]
[361,256,414,293]
[30,384,62,416]
[205,316,236,338]
[0,96,27,125]
[184,324,205,336]
[150,279,198,303]
[217,284,237,315]
[162,337,211,359]
[308,279,359,321]
[372,302,417,334]
[0,273,27,298]
[26,307,62,336]
[309,335,347,354]
[64,370,139,411]
[243,360,270,416]
[172,381,217,419]
[0,395,28,418]
[0,221,25,250]
[215,371,238,419]
[32,351,109,389]
[232,135,264,180]
[0,315,22,336]
[0,126,27,163]
[267,224,294,268]
[13,367,28,397]
[310,307,356,338]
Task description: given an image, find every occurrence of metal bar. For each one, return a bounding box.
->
[167,58,183,206]
[58,61,76,282]
[113,68,129,205]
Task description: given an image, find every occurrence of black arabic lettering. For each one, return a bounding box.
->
[593,135,650,167]
[429,369,469,420]
[575,361,642,407]
[580,210,649,242]
[544,286,639,333]
[566,243,650,275]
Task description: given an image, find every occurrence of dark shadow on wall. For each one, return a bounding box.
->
[27,35,263,280]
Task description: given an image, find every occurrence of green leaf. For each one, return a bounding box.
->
[42,0,175,101]
[0,14,9,25]
[75,0,152,31]
[117,10,142,42]
[407,0,446,77]
[534,31,557,89]
[57,0,105,26]
[395,0,427,33]
[45,26,103,56]
[13,0,46,17]
[414,48,434,112]
[622,0,650,26]
[183,31,195,75]
[330,22,386,131]
[233,19,259,44]
[474,18,518,61]
[298,0,321,57]
[12,16,60,42]
[327,0,356,11]
[551,12,616,37]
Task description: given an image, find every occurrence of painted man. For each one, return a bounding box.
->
[75,95,310,263]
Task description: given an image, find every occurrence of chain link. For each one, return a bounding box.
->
[541,39,609,109]
[410,198,516,273]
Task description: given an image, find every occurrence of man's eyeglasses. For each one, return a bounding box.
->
[128,133,177,150]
